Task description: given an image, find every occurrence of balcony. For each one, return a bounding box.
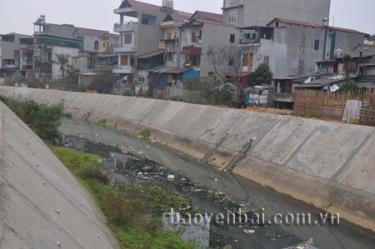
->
[114,22,137,33]
[22,65,33,70]
[113,44,136,53]
[114,7,135,15]
[113,65,134,74]
[223,0,244,9]
[160,21,176,28]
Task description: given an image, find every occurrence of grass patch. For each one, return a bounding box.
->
[136,129,151,140]
[96,119,108,127]
[52,146,199,249]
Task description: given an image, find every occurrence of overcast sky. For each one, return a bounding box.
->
[0,0,374,35]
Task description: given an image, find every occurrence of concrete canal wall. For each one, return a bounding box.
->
[1,86,374,232]
[0,95,119,248]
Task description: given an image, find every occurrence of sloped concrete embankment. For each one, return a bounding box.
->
[1,86,374,232]
[0,98,119,248]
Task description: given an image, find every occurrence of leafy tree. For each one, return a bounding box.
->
[205,73,236,104]
[339,80,358,92]
[54,54,70,80]
[65,65,80,85]
[249,63,273,85]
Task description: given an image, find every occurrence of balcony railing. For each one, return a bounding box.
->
[113,65,134,74]
[114,22,137,33]
[113,44,136,53]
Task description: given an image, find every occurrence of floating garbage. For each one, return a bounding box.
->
[243,229,256,234]
[167,175,176,181]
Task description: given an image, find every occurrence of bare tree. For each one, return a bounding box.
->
[206,46,226,75]
[224,46,244,83]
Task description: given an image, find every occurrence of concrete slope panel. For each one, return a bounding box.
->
[0,102,118,249]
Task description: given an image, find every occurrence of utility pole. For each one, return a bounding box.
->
[177,23,184,68]
[322,17,329,61]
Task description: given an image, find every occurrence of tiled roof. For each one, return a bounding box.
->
[330,26,368,35]
[351,44,375,58]
[268,17,322,28]
[169,11,192,22]
[268,17,368,35]
[78,27,118,39]
[124,0,162,15]
[193,11,223,23]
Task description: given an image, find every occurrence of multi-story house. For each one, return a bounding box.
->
[74,27,119,73]
[113,0,193,86]
[159,10,191,67]
[0,33,31,78]
[222,0,331,27]
[238,18,368,108]
[180,11,239,77]
[19,37,34,78]
[113,0,164,83]
[239,18,368,78]
[33,15,118,80]
[33,16,82,80]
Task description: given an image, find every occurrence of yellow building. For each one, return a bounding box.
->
[159,11,191,66]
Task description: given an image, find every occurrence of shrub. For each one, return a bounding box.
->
[0,96,64,143]
[249,63,273,85]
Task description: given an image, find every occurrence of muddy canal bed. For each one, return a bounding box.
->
[61,135,312,249]
[59,118,375,249]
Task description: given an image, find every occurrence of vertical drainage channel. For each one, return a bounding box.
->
[224,138,254,172]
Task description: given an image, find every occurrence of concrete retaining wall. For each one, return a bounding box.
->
[0,95,119,248]
[1,86,374,232]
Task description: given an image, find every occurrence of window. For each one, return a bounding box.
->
[230,34,235,43]
[228,11,237,24]
[228,58,234,66]
[264,56,270,65]
[141,17,149,25]
[314,39,320,50]
[94,41,99,50]
[124,34,132,44]
[192,32,197,42]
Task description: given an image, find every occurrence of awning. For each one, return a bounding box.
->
[151,66,193,75]
[182,45,202,56]
[136,50,165,59]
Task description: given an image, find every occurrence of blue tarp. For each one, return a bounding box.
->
[182,69,200,80]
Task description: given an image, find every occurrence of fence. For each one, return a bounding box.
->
[294,89,375,126]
